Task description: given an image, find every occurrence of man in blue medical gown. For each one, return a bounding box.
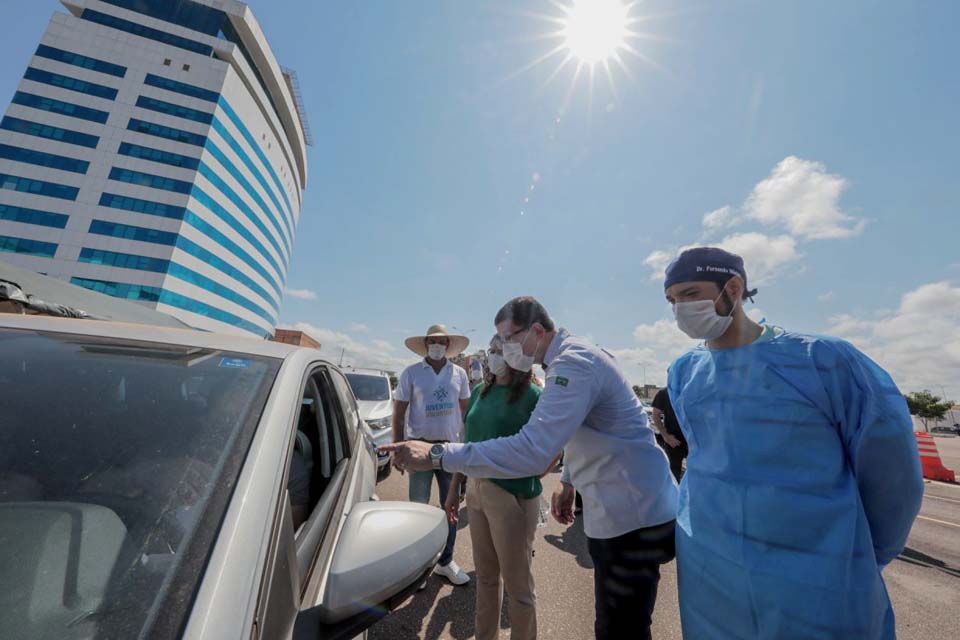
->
[663,247,923,639]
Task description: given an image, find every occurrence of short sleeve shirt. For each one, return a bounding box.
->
[395,360,472,442]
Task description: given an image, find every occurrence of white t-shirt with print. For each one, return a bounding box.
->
[395,360,472,442]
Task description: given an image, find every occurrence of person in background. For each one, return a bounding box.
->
[393,324,473,586]
[663,246,924,639]
[650,387,687,482]
[445,334,542,640]
[384,297,678,639]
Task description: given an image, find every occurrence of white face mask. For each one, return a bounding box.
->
[502,329,537,372]
[673,288,737,340]
[487,353,507,377]
[427,344,447,361]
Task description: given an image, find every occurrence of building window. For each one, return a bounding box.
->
[182,64,190,71]
[135,95,213,124]
[173,235,277,309]
[79,10,214,56]
[97,0,227,36]
[144,73,219,103]
[0,204,68,229]
[79,247,170,273]
[88,219,178,246]
[98,192,186,220]
[71,277,161,302]
[126,118,206,147]
[23,67,118,100]
[118,142,200,170]
[34,44,127,78]
[163,59,172,66]
[0,143,89,175]
[0,234,57,258]
[0,173,79,201]
[11,91,110,124]
[1,116,100,149]
[109,167,193,194]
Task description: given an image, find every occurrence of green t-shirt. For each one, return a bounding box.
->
[464,382,542,499]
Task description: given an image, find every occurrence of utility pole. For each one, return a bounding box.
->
[339,348,345,367]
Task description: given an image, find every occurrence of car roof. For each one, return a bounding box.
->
[0,313,324,361]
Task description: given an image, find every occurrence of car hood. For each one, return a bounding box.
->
[357,399,392,421]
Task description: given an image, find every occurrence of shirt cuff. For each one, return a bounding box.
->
[442,442,467,474]
[560,464,572,485]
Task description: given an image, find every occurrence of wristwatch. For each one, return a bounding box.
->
[429,443,445,471]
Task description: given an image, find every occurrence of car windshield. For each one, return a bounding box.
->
[345,373,390,401]
[0,329,280,639]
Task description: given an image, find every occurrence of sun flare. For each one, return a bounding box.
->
[561,0,631,65]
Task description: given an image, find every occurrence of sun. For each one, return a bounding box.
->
[561,0,631,65]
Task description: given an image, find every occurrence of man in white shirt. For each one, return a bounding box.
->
[383,299,679,638]
[393,324,473,586]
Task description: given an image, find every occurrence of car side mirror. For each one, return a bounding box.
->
[293,501,446,640]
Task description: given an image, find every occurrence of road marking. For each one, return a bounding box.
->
[925,494,960,505]
[916,515,960,529]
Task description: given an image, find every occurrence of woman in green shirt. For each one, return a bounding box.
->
[444,335,542,640]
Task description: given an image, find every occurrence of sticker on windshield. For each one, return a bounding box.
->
[219,357,250,369]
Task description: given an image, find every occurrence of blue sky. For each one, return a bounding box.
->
[3,1,958,398]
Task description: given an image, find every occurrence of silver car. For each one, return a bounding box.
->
[0,314,446,640]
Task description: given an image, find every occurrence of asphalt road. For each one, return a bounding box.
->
[371,461,959,639]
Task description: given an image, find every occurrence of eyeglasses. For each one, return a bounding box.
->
[500,327,528,343]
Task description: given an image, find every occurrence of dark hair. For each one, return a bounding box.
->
[494,296,555,332]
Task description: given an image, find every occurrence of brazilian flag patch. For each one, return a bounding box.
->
[553,376,569,387]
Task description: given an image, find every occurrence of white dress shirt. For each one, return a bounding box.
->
[442,329,678,539]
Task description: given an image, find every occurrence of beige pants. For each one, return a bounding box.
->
[466,478,539,640]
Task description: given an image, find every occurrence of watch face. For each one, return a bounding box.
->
[430,444,444,456]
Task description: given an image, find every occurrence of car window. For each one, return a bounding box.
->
[344,373,390,401]
[0,328,280,640]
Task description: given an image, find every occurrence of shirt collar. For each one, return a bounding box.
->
[542,328,568,370]
[420,358,449,371]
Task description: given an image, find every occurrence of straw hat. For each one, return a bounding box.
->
[404,324,470,358]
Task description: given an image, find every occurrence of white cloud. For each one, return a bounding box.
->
[609,318,700,388]
[702,205,738,231]
[285,288,317,301]
[827,281,960,399]
[744,156,866,240]
[349,322,369,332]
[279,321,417,373]
[818,291,836,302]
[643,249,676,282]
[715,232,800,285]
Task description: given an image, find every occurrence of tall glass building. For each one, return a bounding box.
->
[0,0,310,337]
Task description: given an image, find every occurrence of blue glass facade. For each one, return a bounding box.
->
[0,204,68,229]
[0,173,78,201]
[136,95,213,124]
[127,118,206,147]
[0,143,89,174]
[0,234,57,257]
[99,193,186,220]
[117,142,200,170]
[89,219,178,246]
[34,45,127,78]
[109,167,193,194]
[11,92,110,124]
[71,277,162,302]
[80,10,213,56]
[1,116,100,149]
[23,67,118,100]
[144,74,219,103]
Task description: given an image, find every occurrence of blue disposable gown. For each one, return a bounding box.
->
[668,331,923,639]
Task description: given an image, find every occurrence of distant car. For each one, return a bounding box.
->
[640,400,654,419]
[0,314,446,640]
[344,369,394,482]
[931,425,960,436]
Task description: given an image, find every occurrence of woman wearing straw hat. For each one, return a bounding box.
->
[393,324,473,585]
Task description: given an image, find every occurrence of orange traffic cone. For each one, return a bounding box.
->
[915,432,956,482]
